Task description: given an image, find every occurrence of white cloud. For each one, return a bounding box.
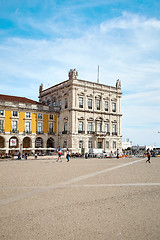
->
[100,12,160,32]
[0,11,160,146]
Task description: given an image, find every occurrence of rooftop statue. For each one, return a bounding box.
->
[116,79,121,89]
[68,69,78,80]
[39,83,44,93]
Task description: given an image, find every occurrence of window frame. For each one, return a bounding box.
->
[96,99,100,110]
[79,97,83,108]
[38,113,43,120]
[88,99,92,109]
[0,110,4,116]
[12,111,18,117]
[65,98,68,109]
[112,102,116,112]
[25,112,31,118]
[105,101,109,111]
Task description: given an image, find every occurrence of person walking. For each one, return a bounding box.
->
[146,148,151,163]
[57,146,62,162]
[66,148,70,162]
[116,149,119,159]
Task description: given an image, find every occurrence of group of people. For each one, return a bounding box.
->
[56,146,70,162]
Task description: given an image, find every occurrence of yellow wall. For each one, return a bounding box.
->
[4,110,11,132]
[43,114,48,134]
[3,109,57,135]
[19,112,25,132]
[31,113,37,133]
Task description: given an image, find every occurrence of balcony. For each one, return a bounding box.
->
[11,129,19,133]
[48,131,55,135]
[49,106,61,112]
[112,132,117,136]
[62,130,68,134]
[105,132,110,136]
[24,130,32,134]
[36,131,44,134]
[94,131,110,136]
[87,131,95,134]
[78,130,85,134]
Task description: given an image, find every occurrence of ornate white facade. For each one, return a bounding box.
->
[39,69,122,154]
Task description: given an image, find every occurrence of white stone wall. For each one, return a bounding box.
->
[39,75,122,155]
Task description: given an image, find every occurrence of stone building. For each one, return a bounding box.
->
[39,69,122,154]
[0,94,58,155]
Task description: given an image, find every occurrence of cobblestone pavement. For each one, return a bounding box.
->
[0,157,160,240]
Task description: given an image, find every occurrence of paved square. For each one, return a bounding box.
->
[0,157,160,240]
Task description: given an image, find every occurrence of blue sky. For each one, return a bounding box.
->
[0,0,160,147]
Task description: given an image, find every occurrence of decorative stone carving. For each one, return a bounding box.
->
[68,69,78,80]
[116,79,121,89]
[39,83,44,93]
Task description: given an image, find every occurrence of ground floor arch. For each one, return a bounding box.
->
[0,136,5,154]
[9,136,19,155]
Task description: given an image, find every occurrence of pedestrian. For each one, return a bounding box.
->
[116,149,119,159]
[57,146,62,162]
[35,153,37,159]
[66,148,70,162]
[110,151,113,158]
[146,148,151,163]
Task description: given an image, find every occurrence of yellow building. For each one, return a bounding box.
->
[0,94,58,156]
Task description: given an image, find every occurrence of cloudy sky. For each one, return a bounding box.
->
[0,0,160,147]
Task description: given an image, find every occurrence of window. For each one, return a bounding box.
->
[112,124,116,133]
[49,122,54,133]
[0,110,4,116]
[47,99,51,106]
[88,140,93,149]
[79,97,83,108]
[97,141,102,148]
[78,121,84,132]
[37,122,43,133]
[88,99,92,109]
[12,120,18,132]
[105,123,109,133]
[12,111,18,117]
[59,100,62,109]
[25,112,31,118]
[79,140,83,149]
[112,102,116,112]
[105,101,108,111]
[97,122,102,132]
[64,122,67,132]
[97,99,100,110]
[106,141,109,149]
[0,120,4,132]
[38,113,43,119]
[49,114,54,120]
[53,99,56,107]
[25,121,31,132]
[88,122,92,132]
[65,98,68,109]
[113,141,116,149]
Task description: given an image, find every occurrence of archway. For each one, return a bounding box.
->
[47,137,55,154]
[0,136,5,155]
[23,137,32,155]
[35,137,43,155]
[47,137,54,148]
[9,136,19,155]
